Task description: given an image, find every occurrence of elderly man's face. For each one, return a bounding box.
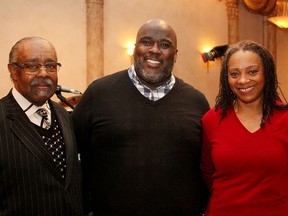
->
[9,39,58,106]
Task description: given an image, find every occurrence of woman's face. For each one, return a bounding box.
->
[227,50,265,105]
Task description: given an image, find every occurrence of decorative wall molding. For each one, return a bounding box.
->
[225,0,240,44]
[224,0,277,60]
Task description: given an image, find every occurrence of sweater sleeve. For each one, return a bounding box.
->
[71,83,95,214]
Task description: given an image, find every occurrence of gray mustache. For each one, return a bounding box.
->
[31,78,53,87]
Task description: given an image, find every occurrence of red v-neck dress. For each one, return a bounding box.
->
[201,107,288,216]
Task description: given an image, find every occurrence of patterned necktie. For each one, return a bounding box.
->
[36,108,51,129]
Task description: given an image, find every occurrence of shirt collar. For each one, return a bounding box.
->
[128,65,175,90]
[12,88,51,118]
[128,65,176,101]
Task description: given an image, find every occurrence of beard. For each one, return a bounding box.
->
[134,60,174,85]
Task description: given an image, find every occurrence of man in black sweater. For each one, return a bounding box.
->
[72,19,210,216]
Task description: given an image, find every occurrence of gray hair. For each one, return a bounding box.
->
[9,36,56,63]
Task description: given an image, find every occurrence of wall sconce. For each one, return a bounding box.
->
[125,42,135,64]
[126,42,135,56]
[268,0,288,28]
[201,45,228,63]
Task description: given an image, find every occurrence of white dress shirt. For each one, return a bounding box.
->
[12,88,51,127]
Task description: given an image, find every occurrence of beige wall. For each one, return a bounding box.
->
[0,0,287,107]
[277,29,288,103]
[0,0,87,100]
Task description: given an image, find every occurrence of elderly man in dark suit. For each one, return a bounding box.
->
[0,37,83,215]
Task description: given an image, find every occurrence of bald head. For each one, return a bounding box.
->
[136,19,177,49]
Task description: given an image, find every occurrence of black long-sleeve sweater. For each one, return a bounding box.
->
[72,70,210,216]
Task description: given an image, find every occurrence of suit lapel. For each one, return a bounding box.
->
[5,93,63,181]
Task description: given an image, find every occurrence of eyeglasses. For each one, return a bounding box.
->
[11,62,62,75]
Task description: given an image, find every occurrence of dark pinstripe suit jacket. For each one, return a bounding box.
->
[0,91,83,216]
